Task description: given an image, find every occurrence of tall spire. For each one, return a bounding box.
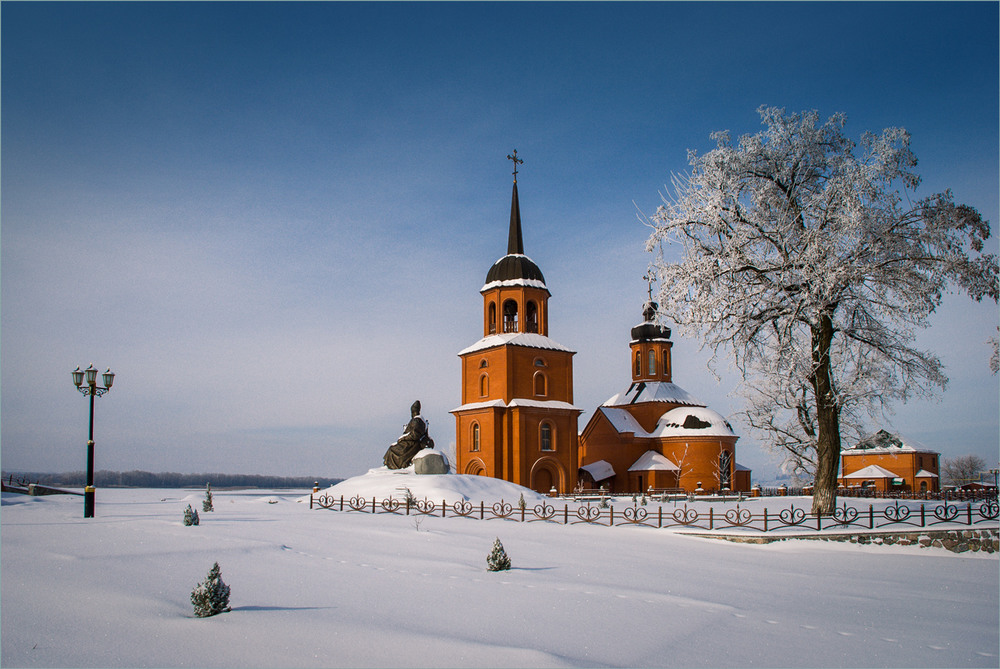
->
[505,150,525,255]
[507,181,524,255]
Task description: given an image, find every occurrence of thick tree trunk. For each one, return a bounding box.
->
[810,312,842,515]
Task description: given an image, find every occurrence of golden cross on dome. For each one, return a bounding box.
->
[507,149,523,182]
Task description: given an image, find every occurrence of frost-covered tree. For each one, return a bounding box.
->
[941,454,989,487]
[646,106,998,514]
[989,329,998,375]
[486,538,511,572]
[183,504,199,526]
[191,562,231,617]
[202,483,214,513]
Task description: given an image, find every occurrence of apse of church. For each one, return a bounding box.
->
[451,153,582,494]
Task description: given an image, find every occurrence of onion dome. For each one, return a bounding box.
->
[630,300,671,342]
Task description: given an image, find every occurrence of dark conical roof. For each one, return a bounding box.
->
[483,181,547,290]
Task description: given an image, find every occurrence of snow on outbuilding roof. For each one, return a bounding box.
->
[458,332,575,356]
[650,406,737,438]
[629,450,680,472]
[580,460,615,482]
[603,381,702,408]
[843,464,901,479]
[843,429,936,454]
[914,469,939,478]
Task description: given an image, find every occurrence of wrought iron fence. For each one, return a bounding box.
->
[311,493,1000,533]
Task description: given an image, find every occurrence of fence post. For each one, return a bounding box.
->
[763,508,768,532]
[967,503,973,525]
[480,501,484,520]
[816,511,821,532]
[310,493,313,510]
[658,506,662,528]
[406,498,410,515]
[521,505,525,522]
[340,495,344,511]
[564,504,568,525]
[372,497,376,514]
[869,504,874,529]
[920,504,924,527]
[442,499,446,518]
[609,506,614,527]
[709,507,714,530]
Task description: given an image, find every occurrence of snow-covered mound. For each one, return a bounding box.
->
[319,466,550,504]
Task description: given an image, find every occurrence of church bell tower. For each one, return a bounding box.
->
[452,152,581,494]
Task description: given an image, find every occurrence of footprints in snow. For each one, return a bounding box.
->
[284,542,975,655]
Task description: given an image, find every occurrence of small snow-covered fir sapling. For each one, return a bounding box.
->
[518,493,526,511]
[183,504,200,526]
[486,537,511,572]
[191,562,231,617]
[202,483,214,512]
[403,487,417,507]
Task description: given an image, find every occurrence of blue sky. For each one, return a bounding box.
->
[3,2,997,481]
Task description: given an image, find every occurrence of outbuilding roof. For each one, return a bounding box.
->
[843,429,936,454]
[843,464,901,479]
[629,450,680,472]
[580,460,616,482]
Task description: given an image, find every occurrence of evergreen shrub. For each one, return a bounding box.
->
[191,562,231,617]
[486,537,511,572]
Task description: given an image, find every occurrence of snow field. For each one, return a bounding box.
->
[2,484,997,668]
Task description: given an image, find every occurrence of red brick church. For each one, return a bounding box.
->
[453,160,750,495]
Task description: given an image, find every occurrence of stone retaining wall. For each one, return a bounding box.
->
[696,528,998,554]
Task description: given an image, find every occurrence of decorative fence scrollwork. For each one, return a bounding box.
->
[309,493,999,534]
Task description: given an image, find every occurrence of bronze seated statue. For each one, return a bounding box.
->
[383,400,435,470]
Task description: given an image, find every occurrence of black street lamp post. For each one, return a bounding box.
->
[72,365,115,518]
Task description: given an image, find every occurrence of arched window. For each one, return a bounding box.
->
[479,359,488,369]
[663,348,670,377]
[526,301,539,333]
[534,358,546,367]
[648,350,657,376]
[471,423,480,452]
[534,372,547,396]
[634,351,642,376]
[503,300,519,333]
[488,302,497,335]
[540,422,554,451]
[479,374,488,397]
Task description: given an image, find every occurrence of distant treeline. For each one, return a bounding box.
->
[3,470,343,489]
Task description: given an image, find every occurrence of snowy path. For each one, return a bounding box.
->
[2,488,997,668]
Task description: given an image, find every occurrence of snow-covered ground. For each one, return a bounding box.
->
[2,472,997,668]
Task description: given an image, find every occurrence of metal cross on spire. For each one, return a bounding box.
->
[643,271,656,301]
[507,149,523,182]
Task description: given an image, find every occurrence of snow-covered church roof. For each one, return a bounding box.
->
[602,381,702,408]
[650,406,736,438]
[596,405,736,439]
[458,332,575,356]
